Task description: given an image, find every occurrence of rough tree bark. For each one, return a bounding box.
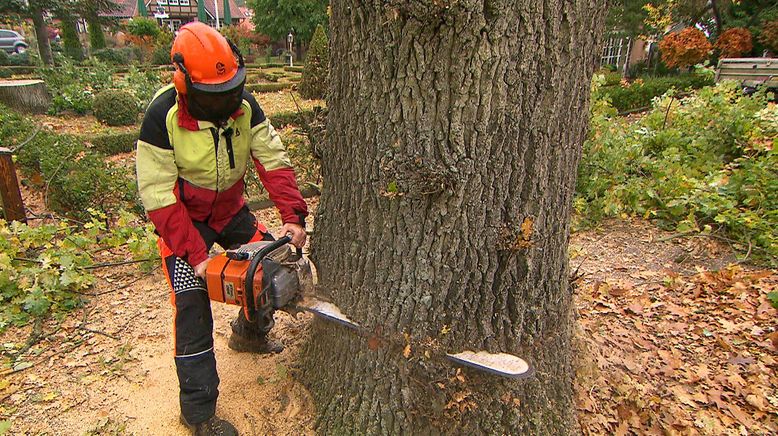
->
[301,1,606,434]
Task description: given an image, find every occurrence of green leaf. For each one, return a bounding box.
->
[0,420,11,435]
[768,292,778,310]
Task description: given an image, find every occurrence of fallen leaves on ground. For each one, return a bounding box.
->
[575,265,777,435]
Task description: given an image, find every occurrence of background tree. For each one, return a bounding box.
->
[298,24,327,100]
[659,27,712,69]
[57,11,84,61]
[759,20,778,54]
[300,0,607,433]
[79,0,120,51]
[247,0,327,47]
[125,17,160,63]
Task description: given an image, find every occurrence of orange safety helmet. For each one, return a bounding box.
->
[170,22,246,96]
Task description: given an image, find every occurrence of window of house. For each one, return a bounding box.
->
[179,0,189,5]
[168,0,179,5]
[157,0,167,5]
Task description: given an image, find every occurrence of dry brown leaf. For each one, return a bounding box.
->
[707,389,726,409]
[725,402,755,428]
[745,394,767,411]
[764,330,778,349]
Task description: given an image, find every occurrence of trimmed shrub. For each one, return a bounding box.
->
[0,68,11,78]
[715,28,753,58]
[93,90,140,126]
[284,66,304,73]
[126,17,160,39]
[7,52,32,66]
[90,130,139,155]
[245,82,293,93]
[298,24,328,100]
[597,74,714,113]
[659,28,711,69]
[92,47,132,65]
[0,50,8,66]
[151,44,171,65]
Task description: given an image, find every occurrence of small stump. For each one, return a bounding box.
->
[0,79,51,114]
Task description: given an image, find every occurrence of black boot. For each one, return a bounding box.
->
[181,414,238,436]
[228,311,284,354]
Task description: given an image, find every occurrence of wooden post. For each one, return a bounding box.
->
[0,147,26,223]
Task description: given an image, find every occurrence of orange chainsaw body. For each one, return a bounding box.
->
[205,253,269,319]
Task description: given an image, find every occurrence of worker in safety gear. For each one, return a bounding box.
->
[135,22,307,436]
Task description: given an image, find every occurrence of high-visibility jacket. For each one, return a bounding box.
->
[136,84,307,267]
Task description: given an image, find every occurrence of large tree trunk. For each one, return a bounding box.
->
[301,1,606,434]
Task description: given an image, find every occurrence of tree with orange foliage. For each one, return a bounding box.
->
[715,27,753,58]
[659,27,712,69]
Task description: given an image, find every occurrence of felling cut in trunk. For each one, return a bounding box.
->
[301,0,607,434]
[0,80,51,114]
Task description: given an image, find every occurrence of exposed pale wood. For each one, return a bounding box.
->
[0,80,51,114]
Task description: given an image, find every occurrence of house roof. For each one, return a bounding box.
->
[203,0,246,20]
[105,0,246,20]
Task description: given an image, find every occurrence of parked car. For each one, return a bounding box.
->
[0,29,28,54]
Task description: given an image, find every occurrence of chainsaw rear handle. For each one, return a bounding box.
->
[244,235,302,311]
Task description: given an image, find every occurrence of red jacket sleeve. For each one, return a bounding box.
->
[253,159,308,225]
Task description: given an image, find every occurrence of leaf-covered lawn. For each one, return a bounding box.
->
[573,220,777,435]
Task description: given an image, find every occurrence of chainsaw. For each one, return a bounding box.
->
[204,236,534,379]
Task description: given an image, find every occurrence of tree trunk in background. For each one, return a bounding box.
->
[29,1,53,66]
[301,1,606,434]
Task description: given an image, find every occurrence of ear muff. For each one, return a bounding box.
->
[172,52,189,95]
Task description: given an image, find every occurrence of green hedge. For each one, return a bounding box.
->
[598,74,714,113]
[4,65,38,75]
[247,62,286,68]
[269,109,315,128]
[89,131,139,155]
[245,82,293,93]
[284,66,304,73]
[0,104,139,219]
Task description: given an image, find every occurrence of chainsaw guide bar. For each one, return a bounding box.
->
[296,297,360,330]
[297,297,533,379]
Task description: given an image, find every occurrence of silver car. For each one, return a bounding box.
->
[0,29,28,54]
